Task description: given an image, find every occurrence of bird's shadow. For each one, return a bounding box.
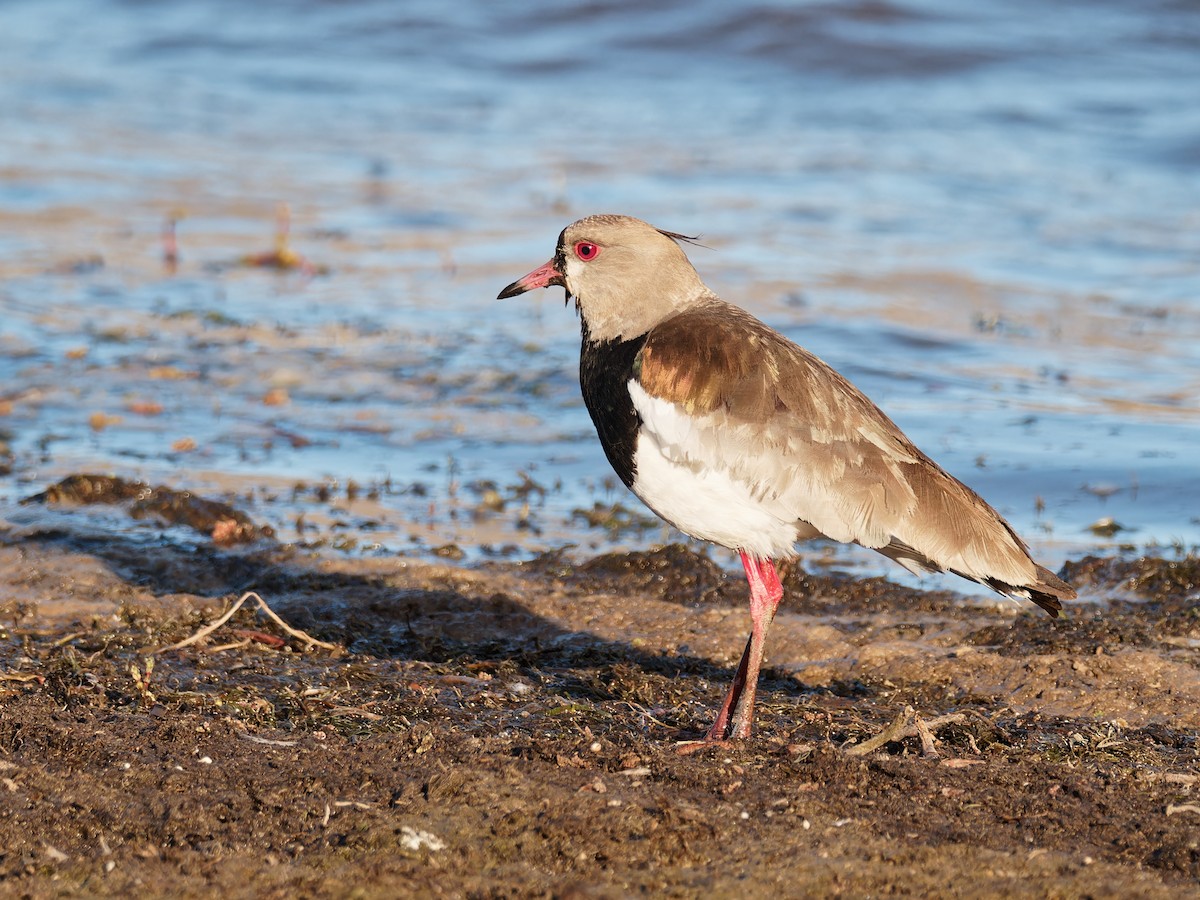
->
[6,528,841,720]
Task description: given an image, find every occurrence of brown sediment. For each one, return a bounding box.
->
[0,428,11,476]
[22,474,274,545]
[0,523,1197,896]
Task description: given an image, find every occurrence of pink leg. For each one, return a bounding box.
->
[705,552,784,742]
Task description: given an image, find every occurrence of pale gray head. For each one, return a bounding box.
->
[498,214,714,342]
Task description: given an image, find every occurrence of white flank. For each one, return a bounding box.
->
[626,380,933,560]
[628,382,803,558]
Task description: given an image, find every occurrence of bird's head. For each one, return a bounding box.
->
[498,214,709,342]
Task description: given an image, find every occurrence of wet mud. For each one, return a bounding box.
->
[5,2,1199,893]
[1,504,1197,897]
[22,474,274,546]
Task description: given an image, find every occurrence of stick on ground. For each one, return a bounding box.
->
[156,591,338,653]
[846,706,966,757]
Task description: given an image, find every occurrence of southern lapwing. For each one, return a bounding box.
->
[499,214,1075,743]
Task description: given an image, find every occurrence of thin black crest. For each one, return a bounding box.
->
[657,228,706,249]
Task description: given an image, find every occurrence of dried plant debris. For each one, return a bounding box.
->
[1,532,1198,895]
[572,543,738,607]
[156,590,339,653]
[0,428,12,476]
[231,203,328,275]
[570,500,662,538]
[22,474,274,545]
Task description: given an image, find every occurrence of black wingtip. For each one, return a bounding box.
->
[977,571,1073,618]
[1028,593,1064,618]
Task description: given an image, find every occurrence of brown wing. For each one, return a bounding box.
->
[634,301,921,459]
[633,301,1074,613]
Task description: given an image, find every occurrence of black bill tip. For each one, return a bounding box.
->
[497,280,528,300]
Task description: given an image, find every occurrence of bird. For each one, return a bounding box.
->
[498,214,1076,744]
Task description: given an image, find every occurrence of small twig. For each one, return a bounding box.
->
[914,713,939,759]
[846,706,966,757]
[326,706,385,721]
[0,672,44,684]
[847,706,914,757]
[156,591,337,653]
[624,701,671,729]
[923,712,971,733]
[674,740,728,756]
[1140,772,1198,786]
[237,732,297,748]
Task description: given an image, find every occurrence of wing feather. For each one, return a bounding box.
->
[633,300,1071,604]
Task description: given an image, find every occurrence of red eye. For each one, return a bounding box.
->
[574,241,599,261]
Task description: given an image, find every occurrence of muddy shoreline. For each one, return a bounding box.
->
[1,491,1197,897]
[5,2,1200,892]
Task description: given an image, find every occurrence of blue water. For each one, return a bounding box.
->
[1,0,1198,577]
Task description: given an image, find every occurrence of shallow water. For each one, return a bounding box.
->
[1,0,1198,587]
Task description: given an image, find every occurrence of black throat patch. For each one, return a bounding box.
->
[578,323,648,490]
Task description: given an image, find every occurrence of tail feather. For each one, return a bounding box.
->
[882,538,1075,618]
[977,564,1076,618]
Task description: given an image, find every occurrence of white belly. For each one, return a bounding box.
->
[630,429,803,560]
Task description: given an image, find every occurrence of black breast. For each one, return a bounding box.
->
[578,325,648,490]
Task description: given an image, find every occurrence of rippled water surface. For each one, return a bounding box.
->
[2,0,1198,582]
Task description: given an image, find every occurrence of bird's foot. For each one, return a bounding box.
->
[673,710,755,754]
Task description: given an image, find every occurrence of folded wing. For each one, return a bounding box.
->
[633,301,1074,615]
